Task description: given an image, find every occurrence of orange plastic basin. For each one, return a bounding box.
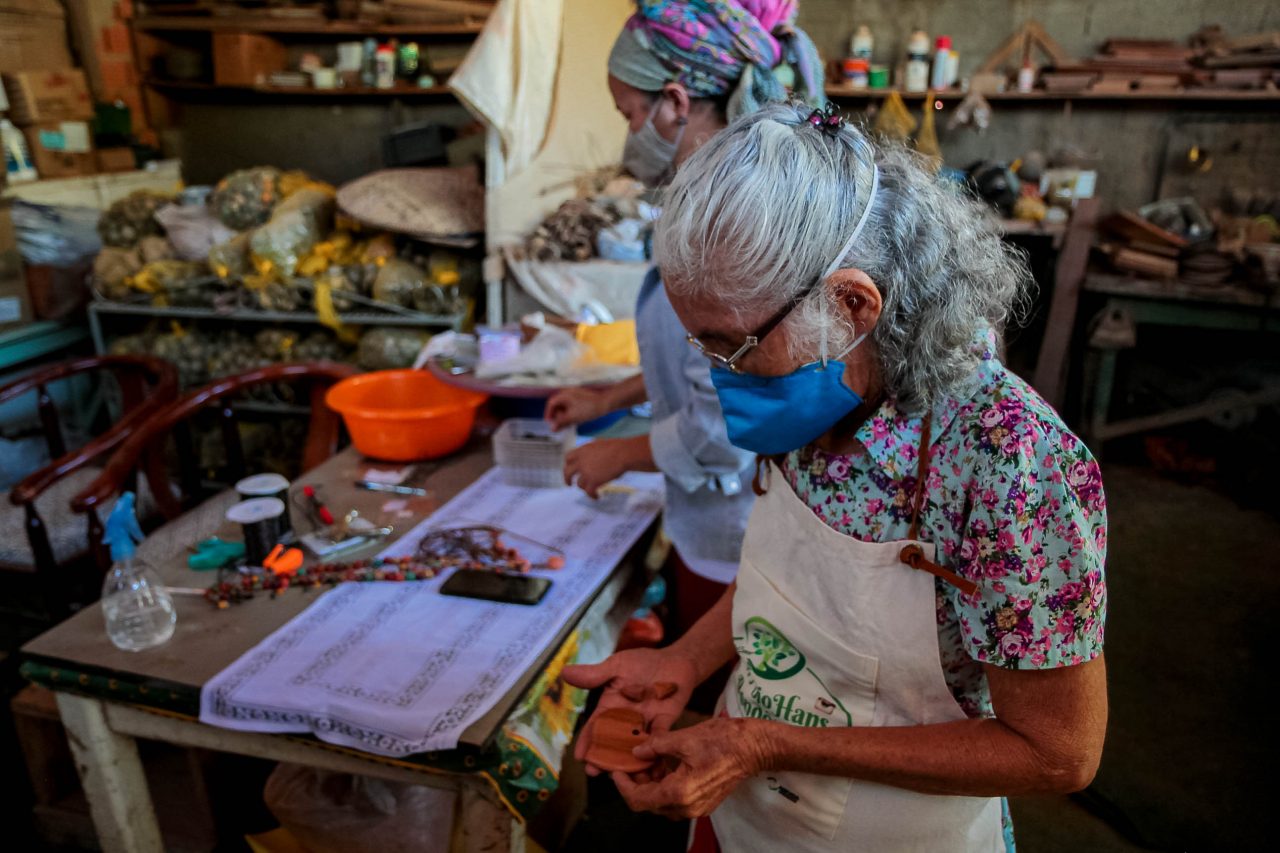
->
[325,369,488,462]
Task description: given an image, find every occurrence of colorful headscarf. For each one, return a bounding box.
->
[608,0,824,120]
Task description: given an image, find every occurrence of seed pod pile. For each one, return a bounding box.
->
[211,167,282,230]
[526,198,619,262]
[98,191,171,248]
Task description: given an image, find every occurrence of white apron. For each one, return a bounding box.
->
[709,452,1004,852]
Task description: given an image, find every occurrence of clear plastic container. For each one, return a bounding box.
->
[493,418,576,488]
[100,492,176,652]
[103,564,176,652]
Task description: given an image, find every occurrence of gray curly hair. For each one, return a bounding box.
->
[654,102,1032,413]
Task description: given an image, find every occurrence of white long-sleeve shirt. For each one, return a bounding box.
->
[636,268,756,583]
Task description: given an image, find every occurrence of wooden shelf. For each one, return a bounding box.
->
[1083,271,1273,308]
[826,85,1280,103]
[1000,218,1068,238]
[826,86,966,100]
[132,15,485,36]
[145,78,454,97]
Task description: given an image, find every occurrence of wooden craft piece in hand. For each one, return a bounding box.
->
[652,681,678,700]
[584,708,653,773]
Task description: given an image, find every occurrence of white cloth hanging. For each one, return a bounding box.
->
[450,0,564,179]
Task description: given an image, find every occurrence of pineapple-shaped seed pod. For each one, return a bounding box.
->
[211,167,283,230]
[98,191,172,248]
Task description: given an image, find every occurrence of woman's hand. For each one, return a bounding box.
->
[545,387,609,429]
[563,435,654,498]
[612,717,770,819]
[564,647,699,777]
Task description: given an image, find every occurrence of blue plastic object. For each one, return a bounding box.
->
[188,537,247,571]
[104,491,145,562]
[579,408,626,436]
[633,575,666,618]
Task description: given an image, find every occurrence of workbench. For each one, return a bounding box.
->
[1081,272,1280,444]
[21,444,653,852]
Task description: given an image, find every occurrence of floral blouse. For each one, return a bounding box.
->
[781,349,1107,720]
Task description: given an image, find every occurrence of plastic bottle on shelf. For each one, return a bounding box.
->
[360,37,378,87]
[1017,60,1037,93]
[904,30,931,92]
[1,118,37,183]
[850,25,874,61]
[375,46,397,89]
[101,492,176,652]
[931,35,952,90]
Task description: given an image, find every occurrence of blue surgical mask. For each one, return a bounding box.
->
[708,161,880,456]
[711,334,868,456]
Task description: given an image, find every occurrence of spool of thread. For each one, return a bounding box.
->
[227,498,286,567]
[235,474,292,538]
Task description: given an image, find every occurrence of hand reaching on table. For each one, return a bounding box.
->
[564,647,699,778]
[545,387,610,430]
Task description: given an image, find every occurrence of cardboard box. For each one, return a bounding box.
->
[65,0,135,100]
[0,205,32,329]
[95,147,134,173]
[23,121,96,179]
[2,69,94,124]
[213,32,287,86]
[0,1,72,74]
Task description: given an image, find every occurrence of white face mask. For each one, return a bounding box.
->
[622,99,686,187]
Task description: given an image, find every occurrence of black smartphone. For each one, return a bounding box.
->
[439,570,551,606]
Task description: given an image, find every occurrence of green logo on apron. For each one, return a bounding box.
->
[744,617,806,680]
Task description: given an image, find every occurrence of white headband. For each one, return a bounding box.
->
[819,162,880,364]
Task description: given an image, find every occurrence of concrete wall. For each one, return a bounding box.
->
[799,0,1280,210]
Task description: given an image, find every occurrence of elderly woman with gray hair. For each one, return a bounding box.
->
[565,103,1108,852]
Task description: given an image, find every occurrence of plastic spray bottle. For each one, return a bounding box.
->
[101,492,176,652]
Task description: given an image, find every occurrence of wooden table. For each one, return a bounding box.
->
[21,444,649,853]
[1081,272,1280,443]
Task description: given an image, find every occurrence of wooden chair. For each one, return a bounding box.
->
[0,355,179,619]
[71,363,357,537]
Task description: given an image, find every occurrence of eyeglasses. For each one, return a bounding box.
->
[685,278,822,372]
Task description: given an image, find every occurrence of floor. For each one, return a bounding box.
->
[3,463,1270,851]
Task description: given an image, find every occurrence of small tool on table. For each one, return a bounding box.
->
[263,544,304,576]
[301,485,334,526]
[188,537,246,570]
[355,481,429,497]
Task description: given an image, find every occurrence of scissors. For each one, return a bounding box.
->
[263,544,305,576]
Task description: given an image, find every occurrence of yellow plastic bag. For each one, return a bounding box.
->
[874,91,917,141]
[314,275,360,344]
[575,319,640,366]
[915,90,942,166]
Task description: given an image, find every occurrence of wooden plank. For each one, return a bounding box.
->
[1099,210,1188,249]
[55,693,164,853]
[824,86,1280,103]
[1112,247,1179,279]
[102,702,463,792]
[132,15,485,35]
[1032,197,1099,410]
[1082,272,1272,307]
[1094,386,1280,442]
